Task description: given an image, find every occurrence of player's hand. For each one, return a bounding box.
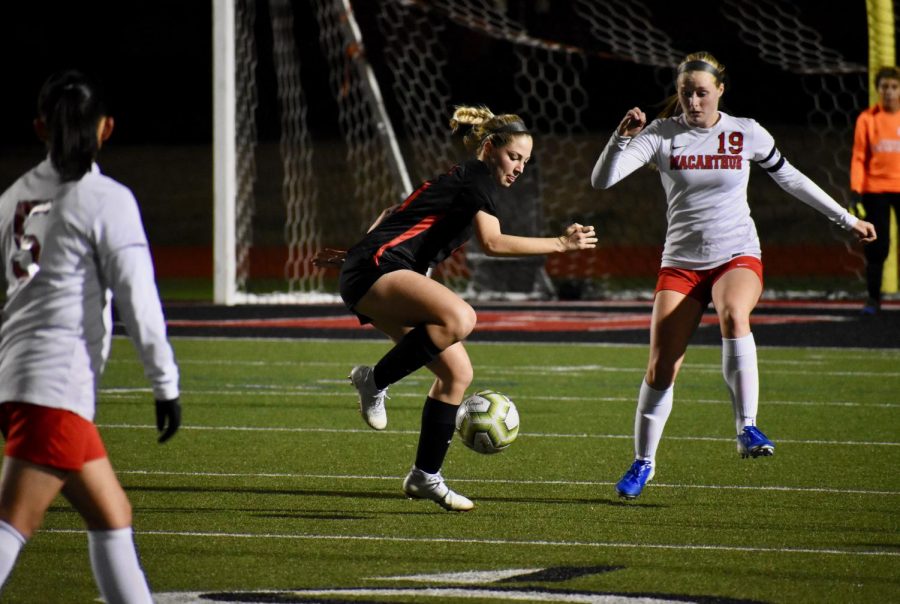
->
[617,107,646,137]
[558,223,597,251]
[312,248,347,268]
[155,398,181,443]
[852,219,877,244]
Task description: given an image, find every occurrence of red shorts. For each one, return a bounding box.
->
[655,256,764,306]
[0,402,107,471]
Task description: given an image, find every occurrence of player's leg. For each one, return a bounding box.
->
[711,264,772,458]
[350,270,476,429]
[62,457,153,604]
[416,342,472,474]
[640,289,704,457]
[617,289,704,499]
[861,193,891,313]
[0,457,66,587]
[402,343,475,511]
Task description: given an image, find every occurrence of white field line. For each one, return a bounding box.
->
[44,527,900,558]
[151,333,900,354]
[116,469,900,496]
[98,388,900,409]
[153,587,688,604]
[107,357,900,378]
[97,423,900,448]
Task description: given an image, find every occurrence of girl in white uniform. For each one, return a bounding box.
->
[591,52,876,500]
[0,71,180,602]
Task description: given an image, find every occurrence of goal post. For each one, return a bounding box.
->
[212,0,237,305]
[213,0,414,304]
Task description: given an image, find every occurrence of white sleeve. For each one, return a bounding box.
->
[590,123,660,190]
[104,244,180,401]
[94,188,179,400]
[755,139,858,231]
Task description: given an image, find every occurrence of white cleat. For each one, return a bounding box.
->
[402,466,474,512]
[349,366,388,430]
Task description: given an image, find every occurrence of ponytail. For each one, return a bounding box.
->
[449,105,530,153]
[37,71,107,182]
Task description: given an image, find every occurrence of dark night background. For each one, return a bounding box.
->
[0,0,887,293]
[0,1,873,147]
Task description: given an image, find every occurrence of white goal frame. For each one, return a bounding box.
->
[212,0,411,305]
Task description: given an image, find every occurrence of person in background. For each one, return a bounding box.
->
[850,65,900,315]
[339,105,596,511]
[591,52,876,500]
[0,70,180,602]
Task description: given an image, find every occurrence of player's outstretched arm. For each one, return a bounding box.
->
[474,211,596,256]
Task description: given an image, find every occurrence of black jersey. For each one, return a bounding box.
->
[346,159,499,273]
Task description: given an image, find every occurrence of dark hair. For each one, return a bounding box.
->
[875,66,900,87]
[37,70,108,182]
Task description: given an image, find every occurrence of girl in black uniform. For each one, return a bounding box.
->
[339,105,596,511]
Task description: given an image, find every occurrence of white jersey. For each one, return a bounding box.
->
[591,112,858,270]
[0,158,178,421]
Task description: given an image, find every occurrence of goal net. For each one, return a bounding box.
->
[214,0,886,304]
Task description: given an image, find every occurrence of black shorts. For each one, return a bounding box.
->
[339,253,419,325]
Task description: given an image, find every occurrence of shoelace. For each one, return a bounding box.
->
[423,471,444,487]
[629,462,651,478]
[743,427,765,443]
[372,390,389,409]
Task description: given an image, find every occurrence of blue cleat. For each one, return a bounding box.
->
[860,299,880,316]
[737,426,775,458]
[615,459,655,500]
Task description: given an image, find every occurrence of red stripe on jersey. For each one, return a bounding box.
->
[395,181,432,213]
[373,215,439,266]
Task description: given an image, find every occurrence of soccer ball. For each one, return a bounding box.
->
[455,390,519,454]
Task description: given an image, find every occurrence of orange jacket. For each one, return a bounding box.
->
[850,104,900,194]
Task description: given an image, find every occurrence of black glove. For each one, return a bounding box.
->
[155,398,181,443]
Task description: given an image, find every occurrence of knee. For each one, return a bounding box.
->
[0,509,43,539]
[645,364,675,390]
[718,305,751,337]
[86,497,133,531]
[105,498,133,530]
[442,303,477,343]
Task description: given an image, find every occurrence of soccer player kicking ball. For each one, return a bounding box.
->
[339,105,596,511]
[591,52,876,500]
[0,71,180,601]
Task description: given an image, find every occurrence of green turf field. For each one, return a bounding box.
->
[4,337,898,603]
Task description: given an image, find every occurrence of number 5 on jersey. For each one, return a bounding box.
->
[12,200,53,281]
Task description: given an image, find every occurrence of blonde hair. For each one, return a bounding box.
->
[659,52,727,119]
[449,105,530,153]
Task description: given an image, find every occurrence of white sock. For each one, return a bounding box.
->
[634,379,674,463]
[722,333,759,434]
[0,520,26,587]
[88,527,153,604]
